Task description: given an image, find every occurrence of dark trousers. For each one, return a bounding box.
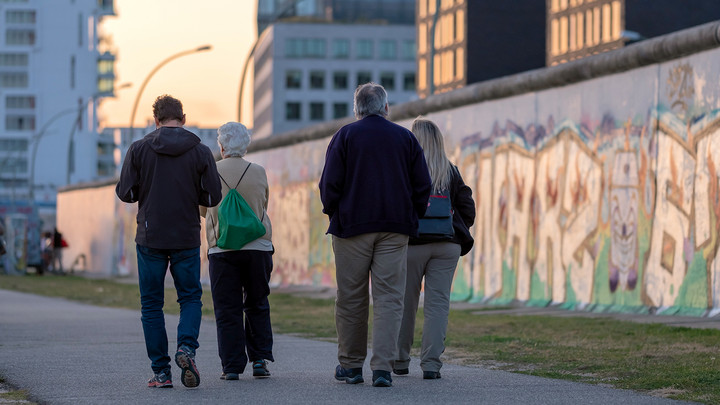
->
[209,250,274,374]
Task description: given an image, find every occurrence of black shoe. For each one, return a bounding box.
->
[372,370,392,387]
[175,345,200,388]
[423,371,441,379]
[147,368,173,388]
[392,368,409,375]
[252,360,271,378]
[220,372,239,380]
[335,365,364,384]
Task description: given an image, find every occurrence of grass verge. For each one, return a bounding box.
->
[1,274,719,403]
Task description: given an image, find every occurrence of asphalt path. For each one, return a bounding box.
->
[0,289,694,404]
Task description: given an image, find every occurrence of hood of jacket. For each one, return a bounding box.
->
[145,126,200,156]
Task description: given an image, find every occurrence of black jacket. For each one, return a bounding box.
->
[116,127,222,249]
[319,115,432,238]
[410,165,476,256]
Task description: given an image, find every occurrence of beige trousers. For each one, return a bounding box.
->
[332,232,409,372]
[395,242,460,373]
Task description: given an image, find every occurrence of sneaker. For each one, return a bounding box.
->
[148,369,173,388]
[174,345,200,388]
[220,372,239,380]
[423,371,441,379]
[392,368,409,375]
[252,360,271,378]
[372,370,392,387]
[334,365,364,384]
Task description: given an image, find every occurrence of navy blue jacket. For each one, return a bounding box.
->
[116,126,222,249]
[319,115,432,238]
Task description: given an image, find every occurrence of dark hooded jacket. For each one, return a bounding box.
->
[116,126,222,249]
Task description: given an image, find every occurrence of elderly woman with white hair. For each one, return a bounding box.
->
[200,122,274,381]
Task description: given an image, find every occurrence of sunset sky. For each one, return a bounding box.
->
[101,0,257,129]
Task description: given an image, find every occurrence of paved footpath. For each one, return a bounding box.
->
[0,289,694,405]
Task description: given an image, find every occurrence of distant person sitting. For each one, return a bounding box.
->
[115,94,222,389]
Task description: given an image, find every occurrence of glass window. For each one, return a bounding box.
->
[5,10,35,23]
[403,72,416,91]
[333,71,348,90]
[333,102,348,119]
[0,138,28,151]
[380,72,395,90]
[307,39,326,58]
[0,72,28,87]
[6,95,34,108]
[97,77,113,94]
[286,70,302,88]
[309,71,325,89]
[286,38,303,58]
[332,39,349,59]
[0,52,27,66]
[379,40,397,60]
[5,114,34,130]
[356,71,372,86]
[286,102,301,120]
[310,102,324,120]
[401,40,415,60]
[0,157,27,174]
[6,29,35,45]
[356,39,373,59]
[286,38,326,58]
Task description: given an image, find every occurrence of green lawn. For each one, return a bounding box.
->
[1,274,719,403]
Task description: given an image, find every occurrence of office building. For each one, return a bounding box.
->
[547,0,720,66]
[0,0,117,217]
[252,22,417,139]
[416,0,546,98]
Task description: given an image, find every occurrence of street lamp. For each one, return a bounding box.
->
[128,45,212,141]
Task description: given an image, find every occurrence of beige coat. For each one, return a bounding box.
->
[200,156,272,251]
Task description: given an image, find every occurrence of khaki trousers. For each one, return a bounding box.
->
[332,232,409,372]
[395,242,460,373]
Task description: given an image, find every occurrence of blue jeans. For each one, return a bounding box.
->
[136,245,203,373]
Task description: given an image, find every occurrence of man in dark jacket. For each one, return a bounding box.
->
[116,95,221,389]
[319,83,431,388]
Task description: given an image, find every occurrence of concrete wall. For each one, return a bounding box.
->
[57,22,720,315]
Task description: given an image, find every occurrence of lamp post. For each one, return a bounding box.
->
[128,45,212,141]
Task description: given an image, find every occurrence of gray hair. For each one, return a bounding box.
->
[353,82,388,119]
[217,122,251,157]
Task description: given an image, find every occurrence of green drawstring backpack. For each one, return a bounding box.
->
[215,162,266,250]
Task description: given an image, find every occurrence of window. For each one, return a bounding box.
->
[286,102,301,120]
[286,38,326,58]
[356,39,373,59]
[6,114,34,130]
[379,40,397,60]
[286,70,301,88]
[403,72,416,91]
[332,39,349,59]
[333,102,348,119]
[401,40,415,60]
[97,77,113,94]
[380,72,395,90]
[309,71,325,89]
[6,10,35,23]
[0,138,28,151]
[356,71,371,86]
[333,71,348,90]
[6,29,34,45]
[0,52,27,66]
[310,102,324,120]
[0,72,28,87]
[0,157,27,174]
[6,95,34,108]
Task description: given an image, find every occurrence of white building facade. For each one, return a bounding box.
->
[0,0,116,217]
[253,22,417,139]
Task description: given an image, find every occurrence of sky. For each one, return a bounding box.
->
[100,0,257,129]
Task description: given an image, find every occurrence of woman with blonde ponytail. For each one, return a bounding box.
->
[393,117,476,380]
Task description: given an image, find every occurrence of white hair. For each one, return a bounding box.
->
[353,82,388,119]
[217,122,251,157]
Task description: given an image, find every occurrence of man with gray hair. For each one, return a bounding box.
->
[319,83,431,387]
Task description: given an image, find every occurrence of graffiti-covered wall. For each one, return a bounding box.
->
[58,27,720,315]
[248,47,720,316]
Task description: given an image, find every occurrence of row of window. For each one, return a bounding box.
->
[6,28,35,45]
[6,114,34,130]
[417,47,464,91]
[0,157,28,173]
[418,9,465,54]
[285,70,416,92]
[0,137,28,151]
[6,10,35,24]
[549,1,622,57]
[285,101,350,121]
[286,38,415,60]
[418,0,464,18]
[0,52,28,66]
[0,72,28,87]
[6,95,34,109]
